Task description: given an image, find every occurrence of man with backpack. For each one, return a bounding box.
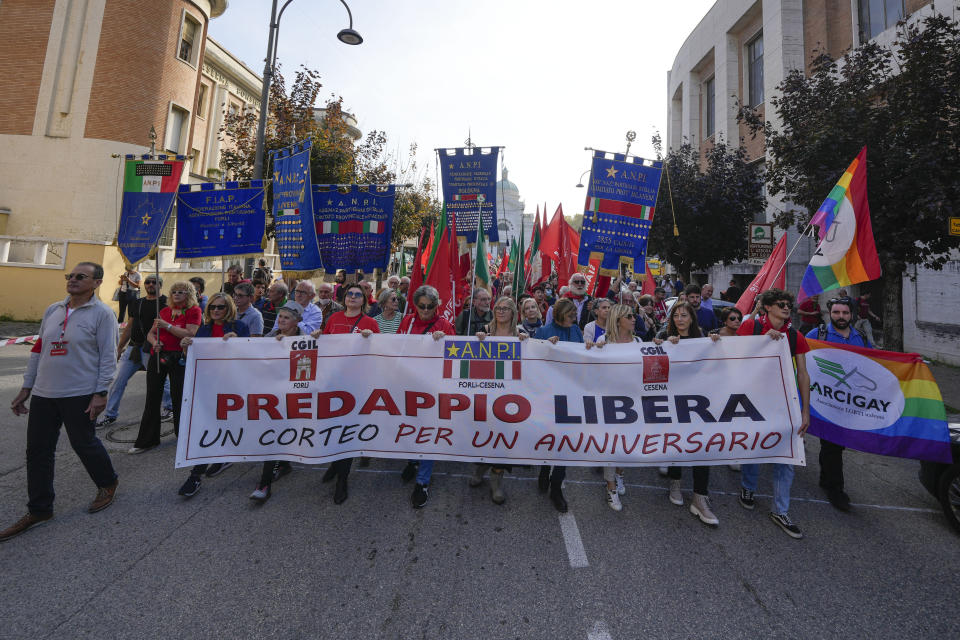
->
[736,288,811,539]
[805,297,871,512]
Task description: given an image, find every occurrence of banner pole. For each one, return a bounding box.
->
[770,222,814,286]
[466,206,481,333]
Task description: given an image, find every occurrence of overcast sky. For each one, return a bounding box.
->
[209,0,716,227]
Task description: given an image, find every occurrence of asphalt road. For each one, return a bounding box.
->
[0,344,957,640]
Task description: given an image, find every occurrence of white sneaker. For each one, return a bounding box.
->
[728,464,741,471]
[658,466,669,477]
[668,479,683,506]
[606,489,622,512]
[615,473,625,496]
[690,493,719,526]
[127,446,151,454]
[249,485,271,502]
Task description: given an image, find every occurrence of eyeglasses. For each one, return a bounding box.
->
[571,280,586,285]
[494,307,511,312]
[294,289,311,295]
[345,291,364,299]
[171,290,188,295]
[775,301,794,310]
[208,304,227,311]
[64,273,90,281]
[417,303,437,310]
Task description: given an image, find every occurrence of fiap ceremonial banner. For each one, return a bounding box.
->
[270,140,324,275]
[117,155,185,266]
[578,151,663,276]
[175,335,804,468]
[438,147,500,244]
[312,184,396,272]
[175,181,267,259]
[806,339,951,463]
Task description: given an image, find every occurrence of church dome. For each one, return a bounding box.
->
[496,167,519,193]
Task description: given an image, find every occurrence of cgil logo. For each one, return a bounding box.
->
[805,348,904,430]
[639,345,667,356]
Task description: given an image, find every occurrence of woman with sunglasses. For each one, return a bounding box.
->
[310,284,379,504]
[589,304,642,510]
[174,293,250,497]
[716,306,743,336]
[468,297,528,504]
[652,301,720,526]
[247,301,307,503]
[397,285,456,508]
[129,282,201,455]
[373,288,402,334]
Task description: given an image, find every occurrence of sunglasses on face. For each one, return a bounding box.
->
[145,280,157,285]
[571,280,586,285]
[171,290,188,295]
[727,316,742,322]
[417,303,437,310]
[345,291,364,298]
[775,301,793,310]
[208,304,227,311]
[64,273,91,281]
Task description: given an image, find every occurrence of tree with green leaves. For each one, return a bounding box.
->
[219,65,439,253]
[738,12,959,351]
[648,135,766,283]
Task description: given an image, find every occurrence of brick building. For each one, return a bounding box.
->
[0,0,275,319]
[666,0,959,363]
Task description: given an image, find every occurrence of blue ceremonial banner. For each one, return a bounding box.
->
[117,154,185,267]
[175,181,267,259]
[312,184,397,272]
[577,150,663,276]
[270,140,323,275]
[438,147,500,244]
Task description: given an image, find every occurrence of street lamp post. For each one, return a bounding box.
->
[575,169,590,188]
[252,0,362,180]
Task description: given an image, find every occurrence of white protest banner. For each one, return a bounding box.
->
[175,334,805,468]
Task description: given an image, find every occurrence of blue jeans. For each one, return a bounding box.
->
[741,463,794,515]
[416,460,434,486]
[104,347,171,419]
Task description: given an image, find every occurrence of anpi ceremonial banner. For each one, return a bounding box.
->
[312,184,397,272]
[438,147,500,244]
[578,151,662,276]
[117,154,185,266]
[175,335,804,468]
[175,181,267,259]
[806,339,951,462]
[270,140,324,276]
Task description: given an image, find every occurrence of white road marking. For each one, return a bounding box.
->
[587,620,612,640]
[301,466,942,514]
[558,512,589,568]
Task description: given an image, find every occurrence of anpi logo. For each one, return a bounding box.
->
[289,349,318,382]
[806,348,904,430]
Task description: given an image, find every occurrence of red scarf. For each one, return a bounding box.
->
[564,290,587,301]
[758,313,792,333]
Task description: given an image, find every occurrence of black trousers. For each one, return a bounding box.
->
[819,439,845,491]
[134,351,185,448]
[117,292,139,324]
[540,465,567,486]
[26,395,117,514]
[332,457,352,478]
[259,460,291,486]
[668,465,710,495]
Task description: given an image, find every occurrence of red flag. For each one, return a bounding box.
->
[405,227,428,316]
[540,205,564,268]
[641,261,656,296]
[555,210,579,286]
[736,233,787,315]
[420,219,435,274]
[425,227,456,324]
[594,275,611,298]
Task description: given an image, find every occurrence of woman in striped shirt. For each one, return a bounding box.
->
[373,288,402,334]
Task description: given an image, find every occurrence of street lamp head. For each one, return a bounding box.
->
[576,182,584,188]
[337,27,363,45]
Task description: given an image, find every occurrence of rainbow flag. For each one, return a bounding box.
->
[806,339,951,463]
[798,147,881,302]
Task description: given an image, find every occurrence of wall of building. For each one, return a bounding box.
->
[0,0,58,136]
[903,257,960,365]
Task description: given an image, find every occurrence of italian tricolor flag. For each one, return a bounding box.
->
[321,220,382,234]
[443,359,522,380]
[587,196,654,221]
[123,159,184,193]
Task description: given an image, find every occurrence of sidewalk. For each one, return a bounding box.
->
[0,321,41,340]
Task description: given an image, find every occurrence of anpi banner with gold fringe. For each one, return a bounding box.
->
[577,150,662,276]
[175,181,267,259]
[175,335,804,468]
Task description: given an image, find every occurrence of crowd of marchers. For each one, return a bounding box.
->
[1,260,873,543]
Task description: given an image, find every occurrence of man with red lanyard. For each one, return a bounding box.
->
[2,262,119,542]
[397,285,455,508]
[736,288,811,539]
